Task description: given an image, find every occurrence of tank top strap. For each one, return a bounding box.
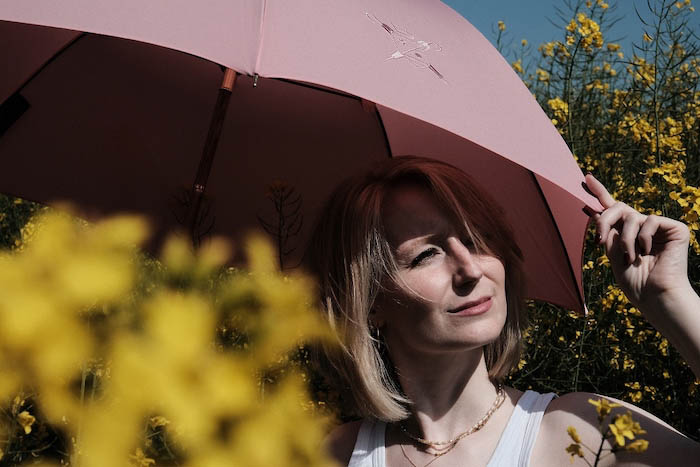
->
[348,418,386,467]
[487,390,557,467]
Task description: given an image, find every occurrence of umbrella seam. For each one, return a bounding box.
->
[253,0,268,74]
[530,171,586,314]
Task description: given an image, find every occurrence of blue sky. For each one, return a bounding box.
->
[442,0,696,61]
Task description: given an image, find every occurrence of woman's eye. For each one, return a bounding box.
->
[410,248,438,268]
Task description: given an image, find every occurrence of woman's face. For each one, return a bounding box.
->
[373,183,508,356]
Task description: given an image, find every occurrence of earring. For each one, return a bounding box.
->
[368,321,381,340]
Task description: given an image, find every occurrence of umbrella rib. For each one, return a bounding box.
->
[13,32,88,97]
[371,105,394,159]
[270,77,393,157]
[274,78,359,99]
[528,172,585,314]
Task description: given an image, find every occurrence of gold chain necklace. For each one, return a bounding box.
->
[399,384,506,449]
[399,442,454,467]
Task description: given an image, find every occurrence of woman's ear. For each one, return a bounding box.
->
[368,308,386,329]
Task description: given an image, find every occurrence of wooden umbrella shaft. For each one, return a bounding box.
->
[186,68,237,244]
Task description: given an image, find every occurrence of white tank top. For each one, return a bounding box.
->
[347,390,556,467]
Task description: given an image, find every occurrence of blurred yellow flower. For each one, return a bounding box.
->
[626,439,649,453]
[539,42,555,57]
[512,59,523,74]
[498,20,506,31]
[130,448,155,467]
[0,212,335,466]
[588,397,621,421]
[567,426,582,443]
[149,416,170,429]
[16,411,35,435]
[548,97,569,121]
[565,443,584,460]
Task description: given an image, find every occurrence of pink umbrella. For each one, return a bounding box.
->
[0,0,601,313]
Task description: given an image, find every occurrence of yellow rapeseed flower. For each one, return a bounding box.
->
[521,39,528,47]
[17,411,35,435]
[643,32,653,42]
[130,448,156,467]
[498,20,506,31]
[512,59,523,74]
[626,439,650,453]
[567,426,582,443]
[565,443,585,460]
[539,42,555,57]
[588,397,621,421]
[609,412,644,447]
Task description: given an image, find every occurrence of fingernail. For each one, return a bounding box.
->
[581,181,593,196]
[595,234,601,243]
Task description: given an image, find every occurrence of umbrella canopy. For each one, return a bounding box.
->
[0,0,602,313]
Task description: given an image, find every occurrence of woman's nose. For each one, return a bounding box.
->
[448,237,483,286]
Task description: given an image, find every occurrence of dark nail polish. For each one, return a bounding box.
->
[582,181,594,196]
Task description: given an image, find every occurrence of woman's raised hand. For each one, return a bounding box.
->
[584,173,692,314]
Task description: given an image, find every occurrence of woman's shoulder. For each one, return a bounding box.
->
[323,419,364,466]
[534,391,700,466]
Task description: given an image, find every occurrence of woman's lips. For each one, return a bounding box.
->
[448,297,492,316]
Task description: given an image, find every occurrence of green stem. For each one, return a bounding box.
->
[593,427,611,467]
[566,38,582,157]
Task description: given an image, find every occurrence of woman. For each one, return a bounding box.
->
[307,156,700,466]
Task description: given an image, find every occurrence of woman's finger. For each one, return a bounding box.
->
[585,173,616,209]
[595,202,627,245]
[595,202,648,263]
[619,212,645,264]
[637,215,662,256]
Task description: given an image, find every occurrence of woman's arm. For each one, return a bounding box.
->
[638,283,700,379]
[541,391,700,466]
[585,173,700,378]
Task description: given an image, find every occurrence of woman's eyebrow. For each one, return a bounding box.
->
[395,231,448,252]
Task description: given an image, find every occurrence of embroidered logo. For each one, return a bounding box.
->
[366,12,447,83]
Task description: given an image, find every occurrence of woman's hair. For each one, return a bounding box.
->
[305,156,527,422]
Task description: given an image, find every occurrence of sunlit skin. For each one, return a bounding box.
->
[371,183,520,466]
[374,183,507,356]
[326,175,700,466]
